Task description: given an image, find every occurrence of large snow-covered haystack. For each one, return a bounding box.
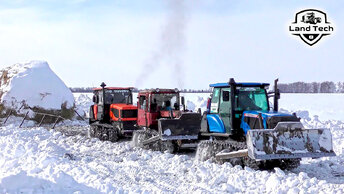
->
[0,61,74,119]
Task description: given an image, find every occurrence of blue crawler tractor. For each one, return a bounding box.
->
[196,78,335,169]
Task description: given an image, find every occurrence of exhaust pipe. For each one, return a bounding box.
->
[273,78,280,112]
[100,82,106,121]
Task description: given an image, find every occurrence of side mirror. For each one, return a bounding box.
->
[181,96,186,112]
[222,91,230,102]
[92,95,99,103]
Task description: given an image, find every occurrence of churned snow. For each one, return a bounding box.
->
[0,93,343,193]
[0,60,74,110]
[0,122,343,193]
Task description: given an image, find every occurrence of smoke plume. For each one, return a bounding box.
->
[135,0,188,89]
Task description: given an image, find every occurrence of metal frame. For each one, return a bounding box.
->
[2,108,67,129]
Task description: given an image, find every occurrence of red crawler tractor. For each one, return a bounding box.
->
[132,88,202,152]
[89,82,138,142]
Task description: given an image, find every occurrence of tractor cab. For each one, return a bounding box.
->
[137,88,183,129]
[89,82,138,141]
[89,82,136,124]
[202,78,299,137]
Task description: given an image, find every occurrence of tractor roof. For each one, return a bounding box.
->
[210,82,270,88]
[93,87,134,91]
[110,104,137,110]
[139,88,179,94]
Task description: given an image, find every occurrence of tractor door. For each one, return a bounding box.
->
[207,87,229,133]
[137,94,148,127]
[219,88,232,133]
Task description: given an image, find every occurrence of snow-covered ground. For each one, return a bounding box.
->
[280,93,344,121]
[0,93,344,193]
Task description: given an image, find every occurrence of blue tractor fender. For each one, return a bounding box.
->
[240,115,268,134]
[207,114,226,133]
[240,120,251,134]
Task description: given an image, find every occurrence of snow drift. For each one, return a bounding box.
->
[0,60,74,112]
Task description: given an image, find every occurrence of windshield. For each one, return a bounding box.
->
[104,89,132,104]
[151,93,179,111]
[234,87,268,111]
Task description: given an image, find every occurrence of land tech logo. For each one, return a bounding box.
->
[289,9,334,46]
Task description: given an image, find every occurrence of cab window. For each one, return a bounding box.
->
[235,88,268,111]
[210,88,220,113]
[139,96,146,110]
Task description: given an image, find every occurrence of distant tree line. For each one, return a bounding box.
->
[69,87,94,93]
[179,89,212,93]
[278,81,344,93]
[69,87,211,93]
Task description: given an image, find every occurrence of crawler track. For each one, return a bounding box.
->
[132,130,175,153]
[196,140,300,170]
[89,123,119,142]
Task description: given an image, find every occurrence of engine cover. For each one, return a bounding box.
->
[241,110,300,134]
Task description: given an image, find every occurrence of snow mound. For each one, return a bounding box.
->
[0,60,74,110]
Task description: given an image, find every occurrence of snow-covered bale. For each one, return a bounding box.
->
[0,60,75,120]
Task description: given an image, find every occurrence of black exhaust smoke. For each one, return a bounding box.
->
[135,0,188,89]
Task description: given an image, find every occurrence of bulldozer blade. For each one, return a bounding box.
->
[142,135,160,145]
[158,112,201,141]
[216,149,248,160]
[246,122,336,160]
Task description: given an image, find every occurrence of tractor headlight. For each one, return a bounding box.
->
[163,129,172,136]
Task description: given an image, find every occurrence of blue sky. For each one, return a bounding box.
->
[0,0,343,89]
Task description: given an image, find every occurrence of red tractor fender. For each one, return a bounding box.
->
[93,105,98,120]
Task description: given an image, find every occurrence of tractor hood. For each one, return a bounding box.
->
[241,110,300,134]
[243,110,294,118]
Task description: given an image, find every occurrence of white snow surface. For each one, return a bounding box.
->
[0,61,74,110]
[279,93,344,121]
[0,93,344,193]
[0,120,343,193]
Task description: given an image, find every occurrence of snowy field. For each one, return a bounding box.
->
[280,93,344,121]
[0,93,344,193]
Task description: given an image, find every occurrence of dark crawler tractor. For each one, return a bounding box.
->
[132,88,202,153]
[196,78,336,170]
[89,82,138,142]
